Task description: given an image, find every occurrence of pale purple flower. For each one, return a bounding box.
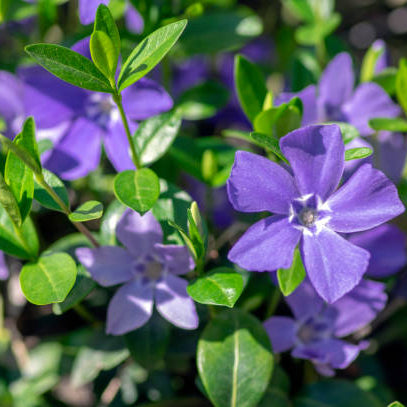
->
[276,52,400,136]
[0,253,9,280]
[21,37,172,180]
[79,0,144,33]
[227,124,404,303]
[349,224,407,279]
[264,278,387,376]
[76,210,198,335]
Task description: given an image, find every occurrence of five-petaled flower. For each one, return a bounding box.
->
[227,124,404,303]
[76,209,199,335]
[264,278,387,376]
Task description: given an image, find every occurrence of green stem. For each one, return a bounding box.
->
[73,303,99,325]
[35,174,100,248]
[113,93,142,170]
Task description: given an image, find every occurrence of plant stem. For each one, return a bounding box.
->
[264,288,281,319]
[113,93,142,170]
[35,174,100,248]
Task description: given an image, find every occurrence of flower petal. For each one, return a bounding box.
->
[228,215,301,271]
[301,227,370,303]
[43,118,102,180]
[349,224,407,278]
[227,151,299,215]
[327,164,404,233]
[342,83,401,135]
[0,71,24,127]
[154,244,195,275]
[331,279,387,337]
[125,5,144,34]
[79,0,108,25]
[155,274,198,329]
[318,53,354,120]
[264,316,296,353]
[280,124,344,200]
[0,252,9,280]
[76,246,133,287]
[116,210,163,259]
[106,279,154,335]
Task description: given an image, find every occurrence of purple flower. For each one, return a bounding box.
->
[79,0,144,33]
[20,37,172,180]
[264,278,387,376]
[76,209,198,335]
[0,253,9,280]
[227,124,404,303]
[276,52,400,136]
[349,224,407,279]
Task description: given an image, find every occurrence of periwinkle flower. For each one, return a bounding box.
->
[0,253,9,281]
[76,209,198,335]
[227,124,404,303]
[349,224,407,279]
[264,278,387,376]
[276,52,400,135]
[20,37,172,180]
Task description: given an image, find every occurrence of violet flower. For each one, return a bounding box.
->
[349,224,407,279]
[20,37,172,180]
[79,0,144,34]
[276,52,400,136]
[227,124,404,303]
[76,209,198,335]
[264,278,387,376]
[0,253,9,281]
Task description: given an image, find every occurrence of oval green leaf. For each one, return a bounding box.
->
[94,4,120,56]
[20,253,77,305]
[34,169,69,212]
[69,200,104,223]
[197,309,273,407]
[118,19,188,91]
[345,147,373,161]
[369,117,407,132]
[187,268,244,308]
[25,43,113,93]
[277,248,306,296]
[114,168,160,215]
[90,30,118,82]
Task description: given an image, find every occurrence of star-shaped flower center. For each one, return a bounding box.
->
[297,314,333,345]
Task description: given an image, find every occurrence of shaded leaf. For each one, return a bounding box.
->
[69,200,103,223]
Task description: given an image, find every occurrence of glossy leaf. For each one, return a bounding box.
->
[396,59,407,115]
[388,403,405,407]
[361,42,384,82]
[20,253,77,305]
[235,54,267,123]
[34,169,69,213]
[0,205,38,260]
[100,200,126,246]
[118,20,187,91]
[4,132,34,224]
[250,132,288,163]
[345,147,373,161]
[198,309,273,407]
[188,268,244,308]
[94,4,120,57]
[134,110,182,166]
[25,43,113,92]
[0,172,22,227]
[52,265,96,315]
[114,169,160,215]
[90,30,118,82]
[69,200,103,223]
[369,117,407,132]
[277,248,306,296]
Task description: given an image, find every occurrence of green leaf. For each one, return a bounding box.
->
[396,59,407,115]
[234,54,267,123]
[0,172,22,227]
[52,265,96,315]
[250,132,287,163]
[20,253,77,305]
[388,403,405,407]
[134,110,182,166]
[277,248,306,296]
[369,117,407,132]
[118,19,188,91]
[373,67,397,95]
[114,169,160,215]
[295,14,341,46]
[90,30,118,82]
[94,4,120,57]
[188,268,244,308]
[4,133,34,223]
[125,312,171,370]
[296,379,382,407]
[345,147,373,161]
[360,42,384,82]
[25,43,113,93]
[198,309,273,407]
[100,200,126,245]
[284,0,315,22]
[34,169,69,212]
[0,206,38,260]
[180,10,263,55]
[331,122,360,144]
[18,117,41,172]
[178,81,230,120]
[68,200,103,223]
